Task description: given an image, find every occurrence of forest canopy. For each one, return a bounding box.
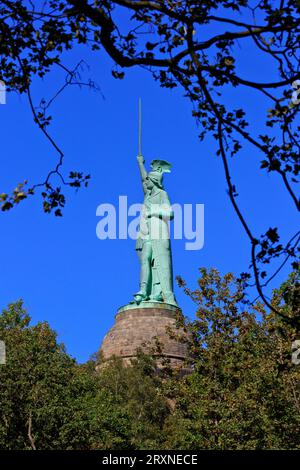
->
[0,269,299,450]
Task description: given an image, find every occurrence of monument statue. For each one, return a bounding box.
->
[98,100,190,372]
[133,156,177,306]
[132,99,177,306]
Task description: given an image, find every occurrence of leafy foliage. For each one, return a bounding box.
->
[170,268,300,449]
[1,270,299,450]
[0,301,169,450]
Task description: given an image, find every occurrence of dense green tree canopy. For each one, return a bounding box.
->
[0,269,299,450]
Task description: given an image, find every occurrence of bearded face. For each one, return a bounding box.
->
[147,171,163,190]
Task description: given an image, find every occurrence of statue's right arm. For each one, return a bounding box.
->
[137,155,147,185]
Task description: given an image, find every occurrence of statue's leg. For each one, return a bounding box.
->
[157,240,177,306]
[150,259,163,302]
[134,241,152,303]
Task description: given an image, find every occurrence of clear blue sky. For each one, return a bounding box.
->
[0,16,298,362]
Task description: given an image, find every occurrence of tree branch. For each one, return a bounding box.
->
[27,411,36,450]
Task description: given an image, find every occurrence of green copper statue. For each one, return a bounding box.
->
[131,99,177,306]
[133,155,177,306]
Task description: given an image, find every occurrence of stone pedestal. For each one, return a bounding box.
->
[99,302,190,371]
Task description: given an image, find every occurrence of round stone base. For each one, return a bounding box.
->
[98,302,190,371]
